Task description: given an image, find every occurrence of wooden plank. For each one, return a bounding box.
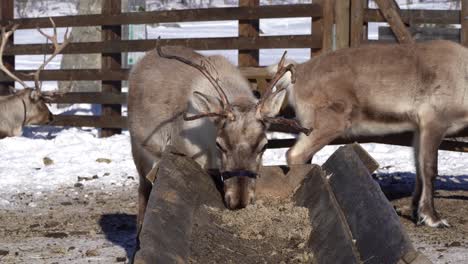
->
[318,145,415,263]
[266,132,468,153]
[321,0,334,52]
[50,92,127,104]
[350,0,365,47]
[100,0,122,137]
[0,69,129,81]
[462,0,468,46]
[9,4,322,29]
[379,26,460,43]
[0,67,271,81]
[335,0,350,49]
[133,149,223,263]
[239,0,259,67]
[0,0,14,95]
[365,9,459,25]
[48,115,127,128]
[4,35,322,55]
[311,1,324,57]
[374,0,414,44]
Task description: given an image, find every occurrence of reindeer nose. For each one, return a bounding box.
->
[224,192,240,210]
[48,114,54,123]
[241,193,255,208]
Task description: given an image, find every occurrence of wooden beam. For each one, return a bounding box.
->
[462,0,468,46]
[321,0,334,52]
[350,0,365,47]
[4,35,322,55]
[8,4,322,29]
[335,0,350,49]
[238,0,259,67]
[0,0,14,95]
[373,0,414,44]
[365,9,460,25]
[0,67,272,81]
[48,115,127,129]
[49,92,127,104]
[100,0,122,137]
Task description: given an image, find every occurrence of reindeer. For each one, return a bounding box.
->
[270,40,468,228]
[128,45,309,228]
[0,19,69,138]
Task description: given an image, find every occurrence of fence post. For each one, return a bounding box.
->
[321,0,334,52]
[462,0,468,46]
[350,0,365,47]
[335,0,350,49]
[101,0,122,137]
[238,0,259,67]
[0,0,14,95]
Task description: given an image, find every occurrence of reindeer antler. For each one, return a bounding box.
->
[0,23,29,90]
[33,17,71,91]
[0,18,69,100]
[258,51,311,135]
[156,43,235,121]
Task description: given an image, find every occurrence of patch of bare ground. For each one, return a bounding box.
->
[0,183,137,264]
[392,190,468,264]
[189,198,314,264]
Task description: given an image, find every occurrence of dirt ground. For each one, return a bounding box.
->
[0,180,467,263]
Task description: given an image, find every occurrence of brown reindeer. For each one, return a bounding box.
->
[271,40,468,228]
[0,19,69,138]
[128,45,309,229]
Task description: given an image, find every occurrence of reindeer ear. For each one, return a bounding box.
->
[29,89,41,101]
[257,89,287,118]
[191,91,223,113]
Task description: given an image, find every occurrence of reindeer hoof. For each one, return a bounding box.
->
[417,214,450,228]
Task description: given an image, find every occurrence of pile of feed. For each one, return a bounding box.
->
[188,198,314,264]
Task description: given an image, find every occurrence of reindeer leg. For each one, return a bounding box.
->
[287,108,349,165]
[411,130,423,220]
[416,122,449,228]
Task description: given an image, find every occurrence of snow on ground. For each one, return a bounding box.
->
[2,128,468,207]
[0,129,137,208]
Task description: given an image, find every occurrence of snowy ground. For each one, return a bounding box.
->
[1,0,467,263]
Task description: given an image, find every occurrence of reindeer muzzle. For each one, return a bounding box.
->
[221,170,257,182]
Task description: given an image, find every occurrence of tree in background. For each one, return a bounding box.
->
[58,0,102,102]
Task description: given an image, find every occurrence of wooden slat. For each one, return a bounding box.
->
[100,0,122,137]
[9,4,322,29]
[462,0,468,46]
[0,0,14,95]
[373,0,414,44]
[239,0,259,67]
[267,135,468,153]
[350,0,365,47]
[321,0,334,52]
[50,92,127,104]
[0,67,271,81]
[4,35,322,55]
[49,115,127,128]
[0,69,128,81]
[335,0,350,49]
[365,9,460,25]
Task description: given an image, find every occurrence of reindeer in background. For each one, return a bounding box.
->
[0,18,69,138]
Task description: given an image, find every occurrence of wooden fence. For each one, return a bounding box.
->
[0,0,331,138]
[1,0,468,152]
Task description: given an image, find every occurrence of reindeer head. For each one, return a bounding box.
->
[158,46,310,209]
[0,18,69,126]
